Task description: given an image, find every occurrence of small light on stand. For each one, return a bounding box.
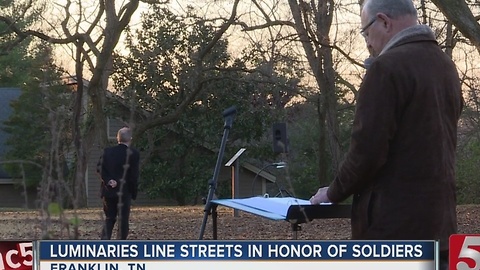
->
[273,162,286,169]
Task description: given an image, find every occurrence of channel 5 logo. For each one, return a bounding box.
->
[0,241,32,270]
[450,234,480,270]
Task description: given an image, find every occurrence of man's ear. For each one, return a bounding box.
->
[376,13,393,32]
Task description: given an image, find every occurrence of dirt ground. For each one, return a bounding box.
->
[0,204,478,240]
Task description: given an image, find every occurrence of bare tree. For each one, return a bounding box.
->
[431,0,480,54]
[287,0,344,185]
[238,0,364,185]
[0,0,244,208]
[0,0,150,207]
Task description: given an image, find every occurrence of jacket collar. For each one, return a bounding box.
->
[380,24,436,56]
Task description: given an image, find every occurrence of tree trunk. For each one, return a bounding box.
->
[316,96,329,186]
[288,0,342,184]
[431,0,480,55]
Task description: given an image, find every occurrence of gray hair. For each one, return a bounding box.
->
[362,0,417,19]
[117,127,132,143]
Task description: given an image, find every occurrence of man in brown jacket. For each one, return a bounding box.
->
[310,0,463,269]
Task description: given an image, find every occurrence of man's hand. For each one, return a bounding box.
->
[108,179,117,188]
[310,187,331,204]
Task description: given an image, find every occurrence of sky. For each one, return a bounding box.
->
[45,0,480,95]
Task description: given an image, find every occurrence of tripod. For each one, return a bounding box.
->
[274,182,294,197]
[269,172,294,198]
[198,106,237,240]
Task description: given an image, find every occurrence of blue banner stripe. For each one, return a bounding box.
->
[38,240,436,261]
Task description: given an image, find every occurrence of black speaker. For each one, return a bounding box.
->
[272,122,288,154]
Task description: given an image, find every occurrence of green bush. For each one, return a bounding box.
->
[456,138,480,204]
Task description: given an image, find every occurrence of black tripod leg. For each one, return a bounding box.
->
[199,191,214,240]
[212,204,218,240]
[198,106,236,240]
[291,223,301,240]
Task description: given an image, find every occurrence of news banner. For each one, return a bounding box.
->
[2,235,480,270]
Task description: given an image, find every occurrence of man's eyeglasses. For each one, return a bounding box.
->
[360,17,377,38]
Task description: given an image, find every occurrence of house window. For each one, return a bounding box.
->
[107,118,129,140]
[0,178,14,184]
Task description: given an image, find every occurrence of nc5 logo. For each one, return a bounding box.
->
[450,234,480,270]
[0,242,32,270]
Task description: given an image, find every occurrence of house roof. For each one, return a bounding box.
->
[0,87,21,178]
[241,162,276,183]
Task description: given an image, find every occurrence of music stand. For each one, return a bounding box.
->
[210,196,351,239]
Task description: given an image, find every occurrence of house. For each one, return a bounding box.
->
[0,85,279,208]
[83,84,281,207]
[85,118,279,207]
[0,87,38,208]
